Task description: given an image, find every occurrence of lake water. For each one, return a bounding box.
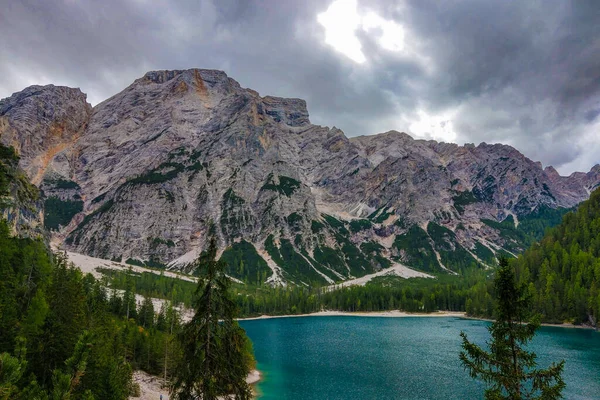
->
[239,316,600,400]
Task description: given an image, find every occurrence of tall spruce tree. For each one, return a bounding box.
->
[460,257,565,399]
[170,237,253,400]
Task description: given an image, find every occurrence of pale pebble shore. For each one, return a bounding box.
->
[130,369,261,400]
[238,310,467,321]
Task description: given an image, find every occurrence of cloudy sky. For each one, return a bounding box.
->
[1,0,599,174]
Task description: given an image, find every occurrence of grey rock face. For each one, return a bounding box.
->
[2,69,599,285]
[0,85,91,185]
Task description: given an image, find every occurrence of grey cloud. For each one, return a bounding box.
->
[0,0,598,174]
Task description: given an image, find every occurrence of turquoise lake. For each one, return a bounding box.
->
[239,317,600,400]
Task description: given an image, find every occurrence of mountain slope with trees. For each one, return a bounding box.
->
[513,187,600,325]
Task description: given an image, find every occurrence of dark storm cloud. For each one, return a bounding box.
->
[0,0,598,174]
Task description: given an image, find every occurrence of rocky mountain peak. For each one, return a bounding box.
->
[544,166,560,178]
[0,84,91,184]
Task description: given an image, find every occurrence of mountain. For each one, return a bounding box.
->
[1,69,599,286]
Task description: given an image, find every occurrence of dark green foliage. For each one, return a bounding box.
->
[393,225,441,272]
[367,206,385,220]
[43,197,83,230]
[0,145,19,197]
[44,178,80,190]
[473,242,497,265]
[0,222,141,399]
[372,207,393,223]
[128,162,186,185]
[427,222,479,272]
[460,258,565,399]
[311,220,324,234]
[125,258,145,267]
[349,219,372,233]
[481,206,570,256]
[266,234,338,284]
[0,144,39,207]
[322,214,349,235]
[220,240,272,284]
[90,192,106,204]
[278,239,331,285]
[98,254,493,318]
[264,235,284,266]
[148,237,176,248]
[360,242,392,269]
[322,214,344,229]
[235,269,490,316]
[513,188,600,325]
[453,190,478,214]
[286,212,303,233]
[482,216,531,253]
[313,246,346,276]
[99,268,196,307]
[260,174,301,197]
[170,237,253,400]
[0,221,53,353]
[0,164,184,399]
[333,233,376,277]
[517,205,571,241]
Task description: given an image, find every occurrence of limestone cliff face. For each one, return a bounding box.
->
[0,85,91,185]
[1,69,599,285]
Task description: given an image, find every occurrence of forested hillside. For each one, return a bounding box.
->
[0,144,180,399]
[513,188,600,325]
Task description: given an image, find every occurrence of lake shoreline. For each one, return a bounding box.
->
[460,315,598,330]
[238,310,466,321]
[239,310,598,331]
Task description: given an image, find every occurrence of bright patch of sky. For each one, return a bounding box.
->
[317,0,404,64]
[408,109,458,143]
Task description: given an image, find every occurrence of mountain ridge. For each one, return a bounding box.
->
[1,68,599,286]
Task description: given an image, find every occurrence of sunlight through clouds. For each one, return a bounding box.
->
[409,110,458,143]
[317,0,405,63]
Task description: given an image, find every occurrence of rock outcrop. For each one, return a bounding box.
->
[1,69,599,285]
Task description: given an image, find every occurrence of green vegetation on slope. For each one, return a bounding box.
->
[0,145,20,197]
[512,188,600,325]
[260,174,301,197]
[220,240,272,284]
[452,190,478,214]
[393,225,441,272]
[427,222,479,272]
[0,144,39,208]
[43,196,83,230]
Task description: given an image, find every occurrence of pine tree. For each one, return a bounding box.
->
[50,331,94,400]
[0,337,27,400]
[460,257,565,399]
[138,296,155,329]
[170,236,253,400]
